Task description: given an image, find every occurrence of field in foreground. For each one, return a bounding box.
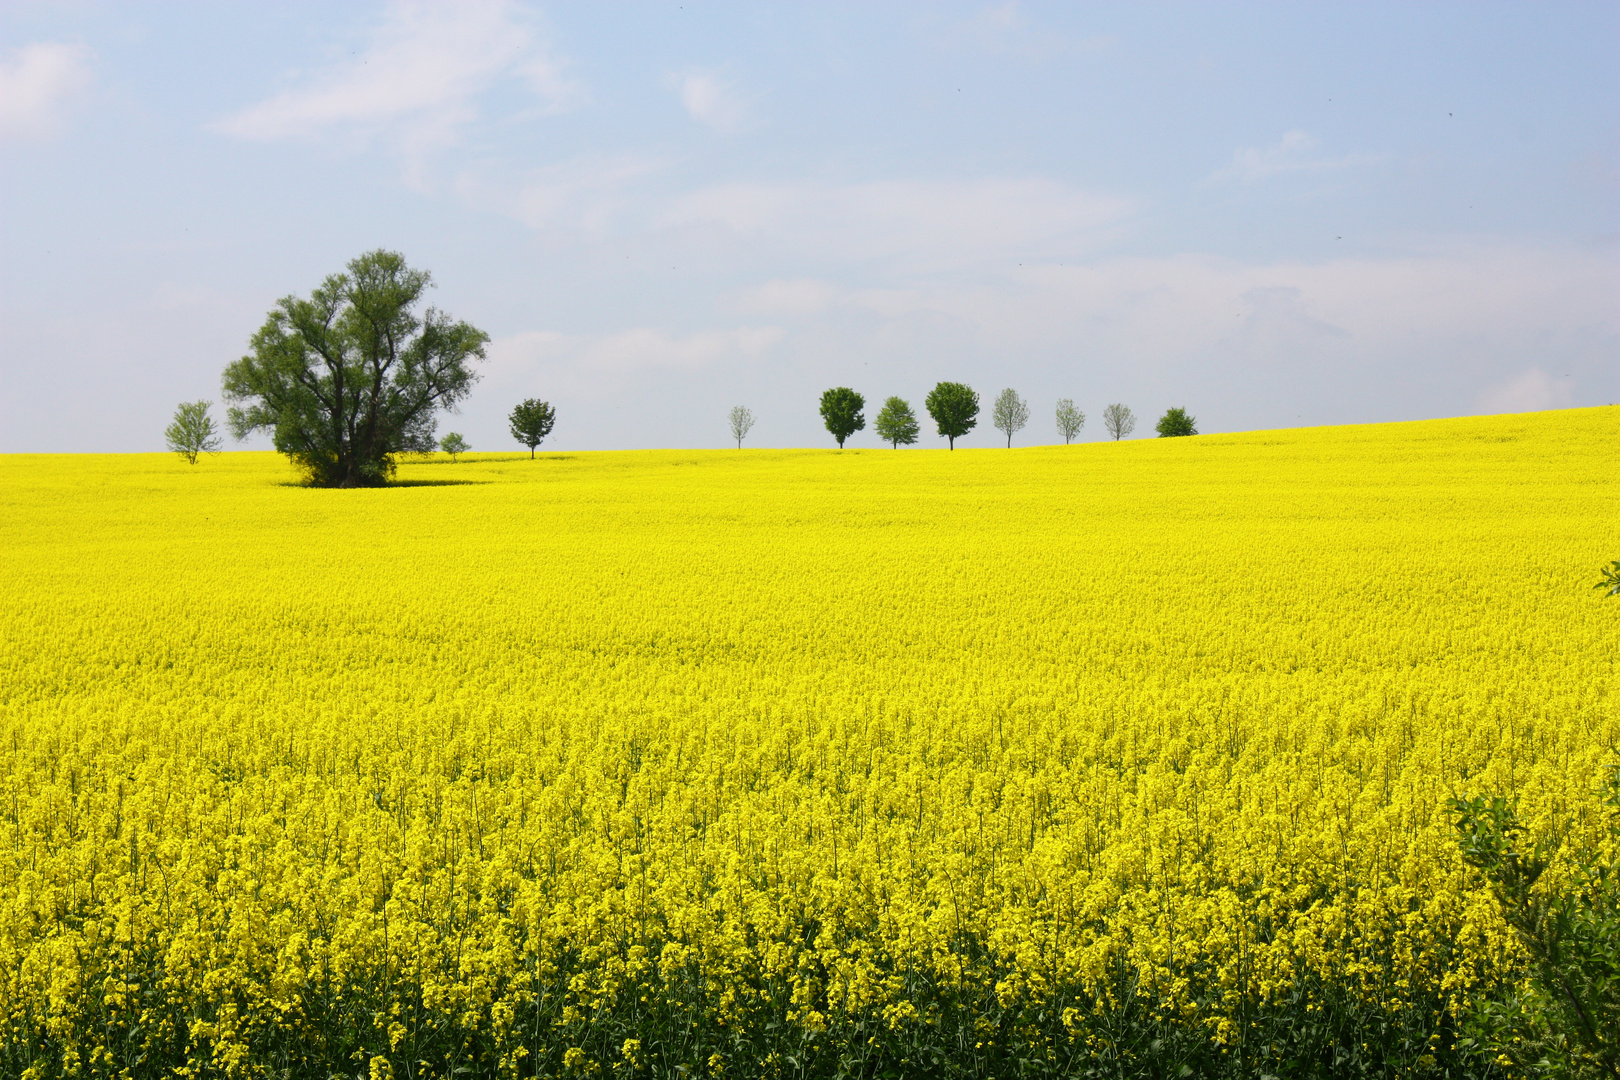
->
[1,409,1615,1079]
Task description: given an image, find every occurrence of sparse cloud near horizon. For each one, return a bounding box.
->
[1475,367,1577,416]
[1210,130,1385,183]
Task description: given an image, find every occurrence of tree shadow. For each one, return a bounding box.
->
[387,477,491,487]
[272,477,490,488]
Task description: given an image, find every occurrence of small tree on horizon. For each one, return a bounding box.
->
[992,388,1029,447]
[729,406,756,449]
[925,382,979,449]
[1055,399,1085,444]
[874,396,920,448]
[1102,403,1136,441]
[819,387,866,448]
[165,400,222,465]
[1156,406,1198,437]
[509,398,556,458]
[439,432,468,462]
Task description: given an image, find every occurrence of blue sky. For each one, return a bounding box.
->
[2,1,1615,452]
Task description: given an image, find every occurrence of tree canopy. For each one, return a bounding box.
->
[925,382,978,449]
[819,387,866,448]
[1156,407,1198,437]
[439,432,468,462]
[1102,403,1136,441]
[729,406,756,449]
[874,396,920,448]
[222,250,487,487]
[165,400,222,465]
[1055,399,1085,444]
[992,388,1029,447]
[509,399,556,458]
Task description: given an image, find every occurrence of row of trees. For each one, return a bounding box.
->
[173,252,1201,481]
[783,386,1197,449]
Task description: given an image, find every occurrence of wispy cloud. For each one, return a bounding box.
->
[669,70,749,133]
[727,279,843,317]
[486,325,784,401]
[214,1,580,176]
[0,42,93,139]
[454,153,667,232]
[1474,367,1576,415]
[661,177,1132,270]
[1211,130,1384,183]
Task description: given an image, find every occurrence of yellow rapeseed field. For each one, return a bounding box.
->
[1,407,1615,1078]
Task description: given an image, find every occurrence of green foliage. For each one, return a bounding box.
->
[223,250,487,487]
[1597,561,1620,598]
[509,398,556,458]
[1103,403,1136,441]
[1055,399,1085,444]
[1156,406,1198,438]
[992,387,1030,447]
[439,432,469,462]
[874,396,920,447]
[926,381,979,449]
[164,400,221,464]
[1449,772,1620,1078]
[3,927,1496,1079]
[819,387,866,448]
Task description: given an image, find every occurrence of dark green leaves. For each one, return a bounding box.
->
[925,382,978,449]
[819,387,865,448]
[1156,407,1197,438]
[222,250,487,487]
[1449,777,1620,1077]
[509,399,557,458]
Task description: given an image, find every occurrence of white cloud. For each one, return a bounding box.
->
[1474,368,1576,415]
[455,154,666,232]
[0,42,93,139]
[487,325,784,395]
[671,70,748,133]
[215,1,580,171]
[1212,130,1384,183]
[727,279,843,317]
[829,246,1614,357]
[662,177,1132,269]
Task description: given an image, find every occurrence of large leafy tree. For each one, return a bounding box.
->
[819,387,865,448]
[925,381,978,449]
[223,250,487,487]
[874,396,919,448]
[509,398,556,458]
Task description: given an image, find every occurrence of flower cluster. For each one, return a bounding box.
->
[0,408,1614,1077]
